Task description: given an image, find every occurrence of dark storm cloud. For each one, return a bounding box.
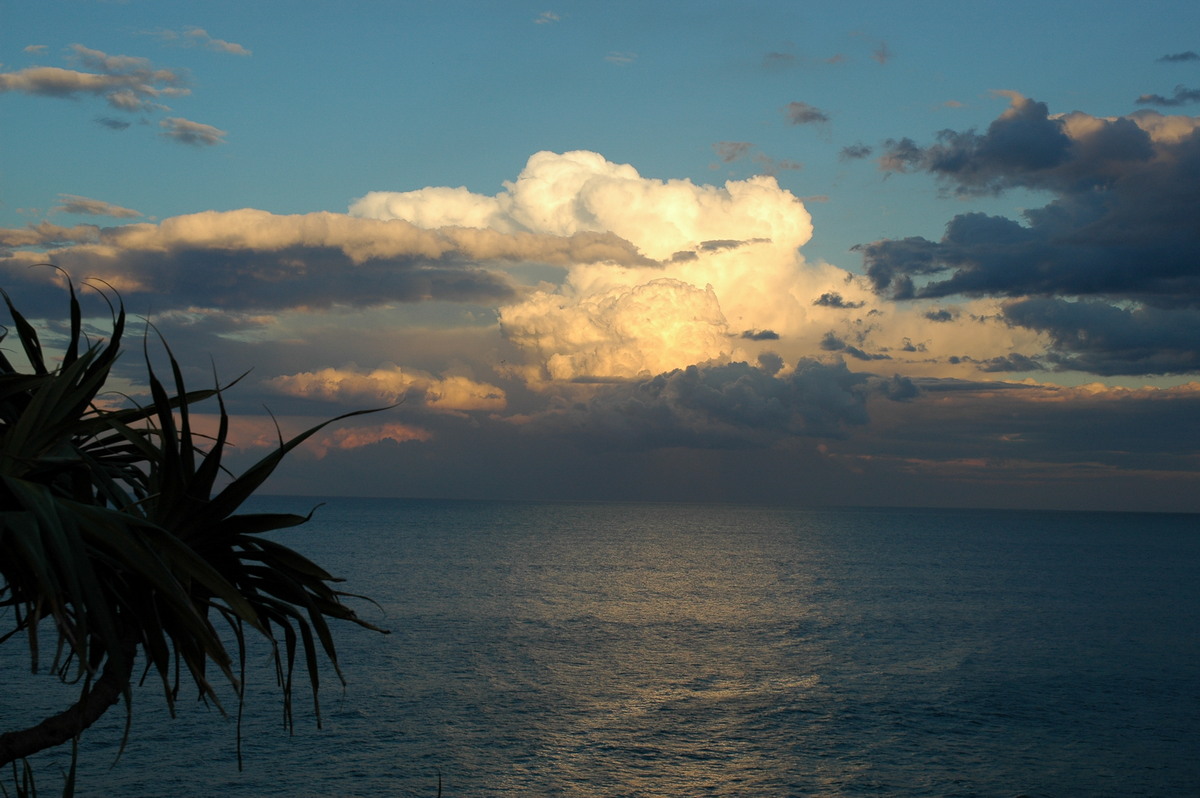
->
[741,329,780,341]
[858,93,1200,375]
[975,353,1045,373]
[820,331,847,351]
[925,309,954,322]
[819,331,889,362]
[1003,298,1200,375]
[813,291,864,309]
[879,373,919,401]
[533,359,870,450]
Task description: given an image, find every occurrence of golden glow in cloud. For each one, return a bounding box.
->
[352,150,1048,382]
[267,365,506,412]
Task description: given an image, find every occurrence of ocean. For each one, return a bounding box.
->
[4,498,1198,797]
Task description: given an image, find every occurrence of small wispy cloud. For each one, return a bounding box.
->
[145,27,252,55]
[95,116,132,130]
[534,11,560,24]
[160,116,227,146]
[605,51,637,65]
[23,44,47,54]
[52,194,141,218]
[184,28,252,56]
[1136,85,1200,106]
[784,101,830,125]
[1157,51,1200,63]
[762,51,796,71]
[839,143,872,160]
[713,141,753,163]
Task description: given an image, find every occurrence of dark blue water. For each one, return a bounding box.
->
[5,499,1198,796]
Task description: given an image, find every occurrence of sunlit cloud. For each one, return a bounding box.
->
[160,116,227,146]
[183,28,252,56]
[267,364,506,412]
[52,194,141,218]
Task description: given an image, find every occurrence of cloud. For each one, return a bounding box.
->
[1136,85,1200,106]
[95,116,131,130]
[0,221,100,251]
[23,45,47,54]
[502,278,733,381]
[52,194,141,218]
[714,141,753,162]
[525,358,871,450]
[784,101,830,125]
[358,150,820,382]
[975,353,1045,373]
[183,28,252,56]
[1,205,659,312]
[1158,51,1200,62]
[839,143,872,160]
[866,96,1200,299]
[813,292,864,309]
[605,52,637,65]
[861,93,1200,375]
[762,51,796,71]
[0,61,185,110]
[267,364,506,412]
[1003,298,1200,375]
[160,116,227,146]
[352,150,1047,384]
[534,11,560,24]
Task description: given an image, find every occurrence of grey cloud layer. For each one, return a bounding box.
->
[528,359,870,450]
[0,209,654,311]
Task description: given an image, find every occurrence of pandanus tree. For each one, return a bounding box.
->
[0,283,387,793]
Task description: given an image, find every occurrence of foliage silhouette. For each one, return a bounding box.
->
[0,282,388,794]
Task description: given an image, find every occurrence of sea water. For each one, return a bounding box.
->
[3,499,1198,797]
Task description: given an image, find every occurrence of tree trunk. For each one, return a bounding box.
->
[0,644,135,767]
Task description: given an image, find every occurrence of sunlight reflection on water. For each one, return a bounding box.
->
[5,500,1199,796]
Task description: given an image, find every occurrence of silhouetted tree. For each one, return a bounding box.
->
[0,283,387,794]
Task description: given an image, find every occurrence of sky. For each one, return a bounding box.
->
[2,0,1199,512]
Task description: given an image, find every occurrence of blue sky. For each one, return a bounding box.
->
[3,1,1200,511]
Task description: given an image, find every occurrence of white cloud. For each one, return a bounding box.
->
[352,150,1051,383]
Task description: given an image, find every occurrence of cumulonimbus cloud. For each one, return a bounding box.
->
[353,149,1049,383]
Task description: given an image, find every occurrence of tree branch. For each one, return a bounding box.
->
[0,642,135,767]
